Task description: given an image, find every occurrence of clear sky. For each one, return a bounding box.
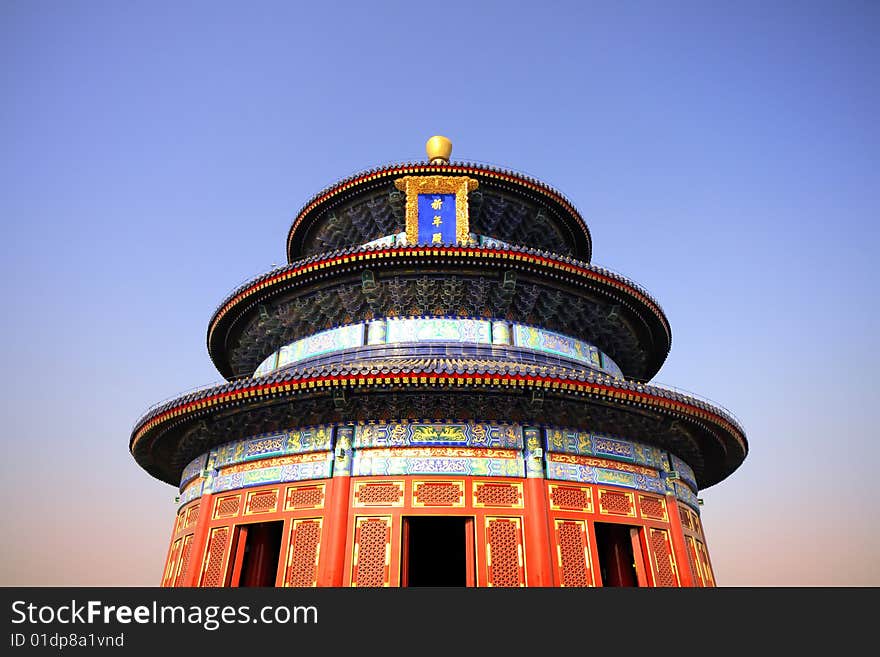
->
[2,1,877,586]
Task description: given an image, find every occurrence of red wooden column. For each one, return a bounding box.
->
[317,426,353,587]
[523,427,555,587]
[666,492,694,587]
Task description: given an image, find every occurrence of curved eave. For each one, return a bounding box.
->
[285,162,592,261]
[206,244,672,381]
[130,361,747,489]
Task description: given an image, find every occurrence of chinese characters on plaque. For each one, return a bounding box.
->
[417,193,457,244]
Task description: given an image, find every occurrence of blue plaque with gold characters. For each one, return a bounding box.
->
[394,175,479,246]
[417,193,456,244]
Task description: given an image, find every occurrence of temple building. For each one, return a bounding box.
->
[131,136,747,587]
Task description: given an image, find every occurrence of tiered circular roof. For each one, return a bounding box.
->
[131,148,748,493]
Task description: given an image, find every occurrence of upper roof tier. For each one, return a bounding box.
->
[285,161,593,262]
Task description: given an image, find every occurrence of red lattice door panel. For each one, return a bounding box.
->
[184,505,200,530]
[174,534,194,587]
[485,517,525,587]
[199,527,231,587]
[554,519,594,587]
[351,517,392,587]
[646,528,680,587]
[162,539,182,587]
[677,504,694,531]
[686,535,705,587]
[695,539,716,587]
[284,519,323,587]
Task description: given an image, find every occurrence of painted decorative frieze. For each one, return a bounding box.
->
[354,422,522,449]
[352,447,524,478]
[545,428,668,470]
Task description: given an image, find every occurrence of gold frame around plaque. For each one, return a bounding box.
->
[394,175,479,246]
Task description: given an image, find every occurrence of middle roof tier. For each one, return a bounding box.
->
[207,244,672,382]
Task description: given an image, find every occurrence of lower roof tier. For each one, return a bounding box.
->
[131,350,747,490]
[207,244,671,382]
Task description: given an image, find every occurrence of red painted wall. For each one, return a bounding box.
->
[161,477,711,587]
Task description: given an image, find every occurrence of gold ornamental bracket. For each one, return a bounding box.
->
[394,175,479,246]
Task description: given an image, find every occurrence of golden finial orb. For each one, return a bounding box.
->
[426,135,452,164]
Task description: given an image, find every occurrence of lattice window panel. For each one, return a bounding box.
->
[284,519,322,587]
[213,495,241,519]
[485,517,525,587]
[549,485,593,512]
[638,495,668,521]
[245,490,279,515]
[647,528,679,587]
[474,482,523,508]
[353,481,404,507]
[696,540,715,587]
[692,513,703,537]
[174,534,194,587]
[199,527,230,587]
[185,505,200,529]
[555,520,593,587]
[162,539,182,587]
[285,484,325,510]
[678,504,694,531]
[351,517,391,587]
[686,536,705,587]
[175,509,187,534]
[597,489,636,517]
[413,481,464,507]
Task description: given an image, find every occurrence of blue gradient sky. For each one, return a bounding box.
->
[2,1,877,586]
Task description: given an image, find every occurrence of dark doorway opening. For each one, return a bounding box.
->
[402,516,474,587]
[228,521,283,587]
[594,522,641,587]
